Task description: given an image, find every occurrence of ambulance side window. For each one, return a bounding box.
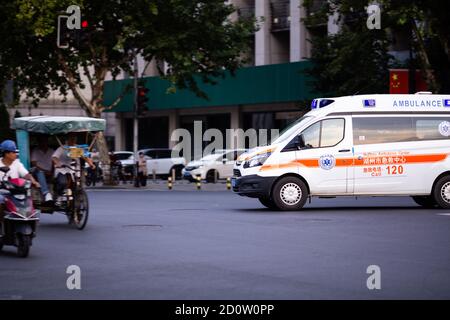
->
[301,122,320,148]
[283,118,345,151]
[320,118,345,147]
[353,117,422,145]
[415,117,450,140]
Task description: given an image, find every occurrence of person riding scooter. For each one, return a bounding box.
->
[0,140,40,234]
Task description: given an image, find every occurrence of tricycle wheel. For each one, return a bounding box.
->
[73,190,89,230]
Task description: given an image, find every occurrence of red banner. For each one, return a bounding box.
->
[389,69,429,94]
[389,69,409,94]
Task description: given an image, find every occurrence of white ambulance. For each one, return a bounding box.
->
[232,94,450,210]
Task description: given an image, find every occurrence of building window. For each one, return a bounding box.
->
[270,0,290,32]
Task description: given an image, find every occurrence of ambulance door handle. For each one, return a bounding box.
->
[338,149,351,153]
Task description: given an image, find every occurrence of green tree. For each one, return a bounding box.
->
[303,0,450,96]
[383,0,450,93]
[303,0,392,97]
[0,0,255,165]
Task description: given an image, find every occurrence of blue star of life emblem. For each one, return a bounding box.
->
[319,154,336,170]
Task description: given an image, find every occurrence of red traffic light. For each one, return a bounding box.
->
[138,87,149,96]
[137,86,149,115]
[81,20,88,28]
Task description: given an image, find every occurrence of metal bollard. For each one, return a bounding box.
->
[226,177,231,190]
[167,176,173,190]
[196,175,201,190]
[152,169,156,182]
[171,168,176,182]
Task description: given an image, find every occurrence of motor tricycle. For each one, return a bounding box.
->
[12,116,106,230]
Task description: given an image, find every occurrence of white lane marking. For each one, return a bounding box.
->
[437,213,450,216]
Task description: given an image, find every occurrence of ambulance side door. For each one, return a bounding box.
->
[293,117,353,195]
[352,116,412,195]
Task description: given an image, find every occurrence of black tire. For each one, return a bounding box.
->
[272,176,308,211]
[411,196,437,208]
[258,197,279,210]
[17,235,31,258]
[206,170,219,183]
[433,175,450,209]
[73,190,89,230]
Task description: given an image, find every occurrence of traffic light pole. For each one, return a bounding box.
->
[133,53,140,187]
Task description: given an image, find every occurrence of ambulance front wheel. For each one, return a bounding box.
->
[258,197,279,211]
[433,175,450,209]
[272,176,308,211]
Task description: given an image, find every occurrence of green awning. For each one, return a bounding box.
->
[12,116,106,134]
[104,61,317,112]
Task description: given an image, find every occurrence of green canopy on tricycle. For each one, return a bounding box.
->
[12,116,106,135]
[11,116,105,171]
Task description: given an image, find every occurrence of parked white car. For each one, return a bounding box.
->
[114,151,135,180]
[182,149,247,182]
[139,148,186,178]
[114,151,135,167]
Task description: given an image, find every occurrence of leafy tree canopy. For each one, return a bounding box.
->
[0,0,256,171]
[0,0,256,115]
[303,0,450,96]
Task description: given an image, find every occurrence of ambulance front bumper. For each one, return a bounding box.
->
[232,174,276,198]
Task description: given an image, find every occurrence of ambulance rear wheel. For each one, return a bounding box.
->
[258,197,279,210]
[272,177,308,211]
[411,196,437,208]
[433,175,450,209]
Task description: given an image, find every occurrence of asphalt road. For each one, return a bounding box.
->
[1,190,449,300]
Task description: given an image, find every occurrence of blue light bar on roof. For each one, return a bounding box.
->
[363,99,376,107]
[311,99,334,109]
[319,99,334,108]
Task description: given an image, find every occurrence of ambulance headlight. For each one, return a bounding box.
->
[244,153,271,168]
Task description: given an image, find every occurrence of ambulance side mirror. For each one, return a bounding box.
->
[283,135,306,152]
[295,135,306,149]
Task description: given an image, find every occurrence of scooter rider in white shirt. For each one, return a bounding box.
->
[0,140,40,225]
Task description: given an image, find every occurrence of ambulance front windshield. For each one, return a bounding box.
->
[271,116,313,145]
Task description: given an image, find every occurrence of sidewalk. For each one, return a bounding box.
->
[86,179,233,192]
